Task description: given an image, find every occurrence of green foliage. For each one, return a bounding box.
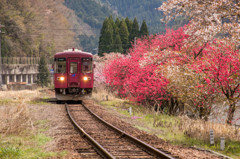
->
[130,18,139,42]
[125,17,133,36]
[139,20,149,37]
[119,19,129,54]
[98,18,114,56]
[113,24,123,53]
[98,16,150,54]
[37,55,49,87]
[115,18,121,28]
[125,17,133,49]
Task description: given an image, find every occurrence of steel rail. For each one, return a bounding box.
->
[81,102,175,159]
[65,103,116,159]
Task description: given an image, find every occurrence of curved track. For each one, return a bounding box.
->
[66,102,175,159]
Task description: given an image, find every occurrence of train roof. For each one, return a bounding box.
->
[54,49,93,58]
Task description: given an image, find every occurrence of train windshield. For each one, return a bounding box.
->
[70,62,78,73]
[81,58,92,73]
[55,58,66,73]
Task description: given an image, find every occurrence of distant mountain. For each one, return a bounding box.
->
[64,0,115,53]
[0,0,186,57]
[64,0,113,30]
[64,0,187,54]
[99,0,166,33]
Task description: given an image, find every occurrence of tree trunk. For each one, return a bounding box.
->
[226,102,236,125]
[199,105,212,121]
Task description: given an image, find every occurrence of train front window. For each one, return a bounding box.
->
[55,58,66,73]
[81,58,92,73]
[70,62,78,73]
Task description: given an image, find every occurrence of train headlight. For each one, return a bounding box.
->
[60,77,65,81]
[83,76,88,81]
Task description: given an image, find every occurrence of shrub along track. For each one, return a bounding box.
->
[66,102,175,159]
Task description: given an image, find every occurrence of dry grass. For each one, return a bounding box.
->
[0,102,31,134]
[0,90,39,135]
[92,87,122,102]
[93,88,240,142]
[0,90,39,101]
[179,116,240,142]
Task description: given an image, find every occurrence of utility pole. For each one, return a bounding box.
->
[0,24,4,86]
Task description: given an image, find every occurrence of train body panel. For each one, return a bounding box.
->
[54,49,94,101]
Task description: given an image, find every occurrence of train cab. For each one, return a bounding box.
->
[54,48,94,101]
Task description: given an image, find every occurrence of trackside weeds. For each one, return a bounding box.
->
[92,88,240,159]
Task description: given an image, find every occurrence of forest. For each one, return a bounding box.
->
[98,16,149,55]
[0,0,78,58]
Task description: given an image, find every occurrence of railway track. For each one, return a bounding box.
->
[66,102,175,159]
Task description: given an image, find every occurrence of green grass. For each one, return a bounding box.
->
[33,133,51,146]
[28,98,49,104]
[0,119,67,159]
[0,99,14,105]
[0,133,67,159]
[0,146,21,159]
[207,140,240,158]
[34,120,49,133]
[97,97,240,159]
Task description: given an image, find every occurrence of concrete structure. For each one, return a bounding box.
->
[1,64,38,85]
[0,57,39,87]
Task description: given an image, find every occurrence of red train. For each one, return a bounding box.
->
[54,48,94,101]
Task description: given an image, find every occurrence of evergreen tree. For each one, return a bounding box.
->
[37,55,49,87]
[99,16,149,54]
[119,19,129,54]
[130,17,139,43]
[139,20,149,37]
[108,16,115,53]
[115,18,121,28]
[98,17,113,56]
[125,17,133,34]
[108,15,115,26]
[113,24,123,53]
[125,17,133,50]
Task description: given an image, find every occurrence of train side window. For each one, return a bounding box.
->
[54,58,66,73]
[81,58,92,73]
[70,62,78,73]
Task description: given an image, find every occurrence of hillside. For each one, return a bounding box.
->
[100,0,166,33]
[64,0,115,53]
[64,0,187,54]
[0,0,186,56]
[0,0,83,57]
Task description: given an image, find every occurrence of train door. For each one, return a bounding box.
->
[68,58,80,87]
